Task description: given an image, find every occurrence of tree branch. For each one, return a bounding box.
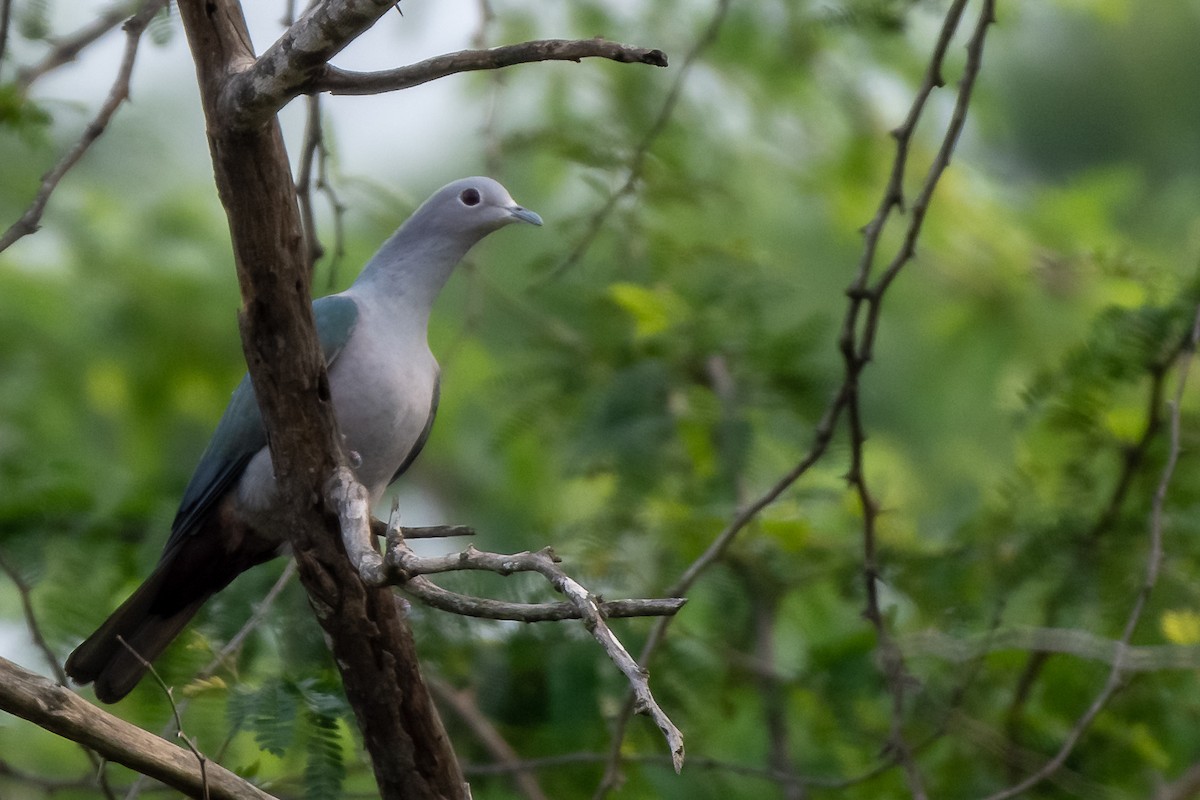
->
[401,575,684,622]
[428,674,550,800]
[13,2,135,91]
[0,0,166,254]
[0,657,276,800]
[316,38,668,96]
[224,0,398,128]
[592,0,997,794]
[176,0,468,795]
[327,478,685,771]
[0,553,119,800]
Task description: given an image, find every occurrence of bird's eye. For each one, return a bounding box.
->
[460,188,481,207]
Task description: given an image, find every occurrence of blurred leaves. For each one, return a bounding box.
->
[3,0,1200,798]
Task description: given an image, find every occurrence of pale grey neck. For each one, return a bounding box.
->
[351,219,476,320]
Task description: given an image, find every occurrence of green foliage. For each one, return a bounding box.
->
[4,1,1200,798]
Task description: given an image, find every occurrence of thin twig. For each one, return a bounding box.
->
[544,0,729,280]
[0,552,67,685]
[982,301,1200,799]
[592,0,996,795]
[1003,332,1190,741]
[471,0,504,176]
[296,94,327,271]
[14,2,134,92]
[0,0,13,82]
[124,562,297,800]
[0,0,168,254]
[337,486,687,769]
[904,625,1200,671]
[115,637,210,800]
[402,575,684,622]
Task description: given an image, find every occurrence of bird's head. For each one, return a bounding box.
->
[414,176,543,239]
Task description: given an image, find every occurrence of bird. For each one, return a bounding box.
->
[65,177,542,703]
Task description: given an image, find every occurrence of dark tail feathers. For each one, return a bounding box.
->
[65,516,279,703]
[65,560,213,703]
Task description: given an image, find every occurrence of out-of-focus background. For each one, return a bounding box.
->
[3,1,1200,798]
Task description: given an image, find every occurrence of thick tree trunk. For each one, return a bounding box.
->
[174,1,466,796]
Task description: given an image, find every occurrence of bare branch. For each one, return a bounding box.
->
[903,626,1200,672]
[401,575,684,622]
[327,485,688,770]
[14,2,135,91]
[225,0,398,127]
[593,0,998,795]
[0,552,67,684]
[0,0,13,80]
[0,657,277,800]
[116,637,211,800]
[317,38,667,96]
[0,0,167,254]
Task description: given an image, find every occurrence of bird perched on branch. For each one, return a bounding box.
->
[66,177,542,702]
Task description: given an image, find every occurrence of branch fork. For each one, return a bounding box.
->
[326,467,686,772]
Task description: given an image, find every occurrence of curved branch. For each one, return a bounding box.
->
[14,2,134,91]
[316,38,667,97]
[0,657,276,800]
[327,475,685,771]
[0,0,166,254]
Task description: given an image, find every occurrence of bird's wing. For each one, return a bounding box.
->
[165,295,361,550]
[389,372,441,486]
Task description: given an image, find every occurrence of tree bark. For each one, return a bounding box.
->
[0,657,277,800]
[174,0,466,796]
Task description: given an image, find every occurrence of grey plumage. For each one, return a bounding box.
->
[66,177,541,702]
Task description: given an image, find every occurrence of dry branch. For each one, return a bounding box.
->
[591,0,998,795]
[327,472,687,771]
[317,38,667,96]
[0,0,167,254]
[0,657,275,800]
[14,2,134,91]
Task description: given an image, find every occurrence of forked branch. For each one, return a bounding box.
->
[327,468,686,772]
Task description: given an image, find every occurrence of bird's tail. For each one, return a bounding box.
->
[65,514,279,704]
[64,557,213,704]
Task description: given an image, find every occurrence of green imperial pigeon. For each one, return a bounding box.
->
[66,177,542,702]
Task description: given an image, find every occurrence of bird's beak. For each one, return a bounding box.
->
[508,206,543,226]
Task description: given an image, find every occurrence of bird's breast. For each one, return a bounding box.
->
[328,324,439,502]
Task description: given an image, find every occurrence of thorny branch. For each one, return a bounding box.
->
[982,301,1200,799]
[0,0,167,254]
[327,471,686,771]
[591,0,997,795]
[841,1,994,794]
